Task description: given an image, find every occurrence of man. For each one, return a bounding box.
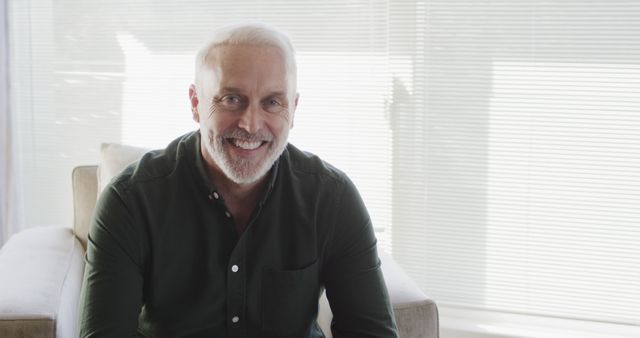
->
[78,22,398,338]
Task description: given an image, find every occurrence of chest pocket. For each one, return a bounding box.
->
[261,260,320,335]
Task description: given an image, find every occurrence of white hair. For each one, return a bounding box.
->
[194,22,297,99]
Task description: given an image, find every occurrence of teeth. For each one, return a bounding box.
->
[231,139,262,150]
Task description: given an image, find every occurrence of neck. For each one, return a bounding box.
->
[214,170,269,203]
[200,145,272,235]
[200,149,269,203]
[209,164,269,234]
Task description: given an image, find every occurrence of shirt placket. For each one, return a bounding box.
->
[209,188,247,337]
[227,248,246,338]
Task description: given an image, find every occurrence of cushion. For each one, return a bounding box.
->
[0,226,86,338]
[97,143,148,194]
[72,143,147,247]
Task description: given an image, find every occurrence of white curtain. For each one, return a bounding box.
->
[0,0,21,246]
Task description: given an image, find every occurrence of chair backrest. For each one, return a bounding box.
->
[71,165,99,250]
[71,143,148,250]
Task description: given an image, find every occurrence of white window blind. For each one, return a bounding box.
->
[8,0,640,333]
[391,0,640,330]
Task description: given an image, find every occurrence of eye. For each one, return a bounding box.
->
[222,95,241,104]
[214,95,245,111]
[267,98,280,106]
[263,97,285,113]
[263,97,282,107]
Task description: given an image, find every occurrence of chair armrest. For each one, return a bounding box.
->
[379,251,439,338]
[318,252,439,338]
[0,226,85,338]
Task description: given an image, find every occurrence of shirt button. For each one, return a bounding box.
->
[231,265,239,273]
[213,191,220,199]
[225,211,232,218]
[231,316,240,323]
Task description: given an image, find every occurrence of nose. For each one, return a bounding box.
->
[237,101,263,134]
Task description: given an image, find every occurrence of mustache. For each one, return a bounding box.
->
[220,128,273,142]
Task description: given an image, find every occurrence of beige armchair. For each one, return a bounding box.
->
[0,144,438,338]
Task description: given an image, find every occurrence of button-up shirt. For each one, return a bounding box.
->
[78,131,398,338]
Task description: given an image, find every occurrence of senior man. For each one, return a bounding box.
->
[78,22,398,338]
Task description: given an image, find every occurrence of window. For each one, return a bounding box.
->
[397,0,640,331]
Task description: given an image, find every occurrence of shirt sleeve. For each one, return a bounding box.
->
[78,184,145,337]
[322,176,399,338]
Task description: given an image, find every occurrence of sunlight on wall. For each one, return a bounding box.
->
[118,33,196,148]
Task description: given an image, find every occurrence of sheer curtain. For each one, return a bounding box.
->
[0,0,21,246]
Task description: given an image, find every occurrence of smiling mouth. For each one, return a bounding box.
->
[227,138,267,150]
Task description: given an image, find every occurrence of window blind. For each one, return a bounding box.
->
[390,0,640,328]
[8,0,640,332]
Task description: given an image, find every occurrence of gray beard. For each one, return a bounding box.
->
[207,132,286,185]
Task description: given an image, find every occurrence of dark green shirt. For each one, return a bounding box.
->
[78,131,398,338]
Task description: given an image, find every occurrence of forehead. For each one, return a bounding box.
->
[207,44,288,89]
[211,44,285,64]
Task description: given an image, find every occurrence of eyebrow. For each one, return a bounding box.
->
[265,91,287,98]
[218,87,244,94]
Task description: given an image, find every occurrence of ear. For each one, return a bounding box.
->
[189,84,200,123]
